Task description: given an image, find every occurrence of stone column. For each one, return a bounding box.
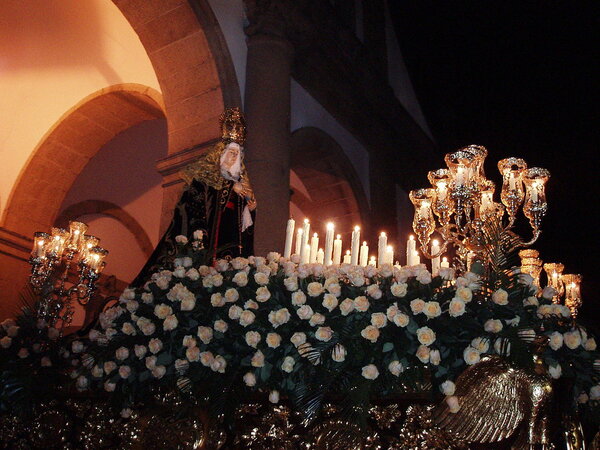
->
[244,23,294,256]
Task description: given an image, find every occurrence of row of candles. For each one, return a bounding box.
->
[283,218,450,272]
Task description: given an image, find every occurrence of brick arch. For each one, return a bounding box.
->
[55,200,154,259]
[111,0,241,155]
[290,127,370,243]
[2,84,165,238]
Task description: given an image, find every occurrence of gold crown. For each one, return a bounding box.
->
[220,107,246,146]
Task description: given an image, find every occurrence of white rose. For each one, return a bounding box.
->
[371,312,388,329]
[327,282,342,298]
[254,272,269,286]
[449,299,466,317]
[243,372,257,386]
[154,304,172,319]
[175,235,188,244]
[548,363,562,379]
[268,390,280,404]
[141,322,156,336]
[339,298,355,316]
[233,271,248,287]
[410,299,425,314]
[388,360,403,376]
[291,291,307,306]
[163,314,178,331]
[90,364,102,377]
[564,330,582,349]
[456,287,473,303]
[446,396,460,413]
[186,346,200,362]
[393,313,409,327]
[548,332,563,351]
[200,351,214,367]
[416,270,432,285]
[390,282,408,298]
[1,318,16,331]
[430,349,441,365]
[309,313,326,327]
[245,331,261,348]
[182,335,196,348]
[541,286,557,300]
[361,325,380,343]
[423,301,442,319]
[584,338,597,351]
[291,332,306,347]
[366,284,383,299]
[148,338,163,354]
[266,332,282,348]
[173,267,186,278]
[104,361,117,374]
[115,347,129,361]
[186,268,200,281]
[590,385,600,400]
[440,380,456,396]
[439,267,455,281]
[492,289,509,305]
[181,296,196,311]
[214,320,228,333]
[1,336,12,349]
[119,365,132,379]
[211,293,225,307]
[212,274,224,287]
[386,304,399,321]
[297,305,314,320]
[229,305,243,320]
[134,345,147,359]
[284,276,298,292]
[416,326,436,346]
[211,355,227,373]
[141,292,154,304]
[256,286,271,302]
[470,337,489,353]
[121,322,136,336]
[281,356,296,373]
[251,350,265,367]
[152,365,167,378]
[197,326,213,344]
[18,348,29,359]
[361,364,379,380]
[215,259,229,272]
[464,346,481,365]
[484,319,503,333]
[322,294,338,312]
[416,345,430,363]
[76,375,89,391]
[315,327,334,342]
[523,296,539,307]
[350,276,365,287]
[239,310,256,327]
[244,299,258,309]
[125,300,139,313]
[354,296,370,312]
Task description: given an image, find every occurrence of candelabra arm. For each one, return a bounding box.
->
[521,228,542,247]
[419,238,451,259]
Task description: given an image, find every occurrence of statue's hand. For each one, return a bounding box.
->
[247,197,257,211]
[233,181,244,195]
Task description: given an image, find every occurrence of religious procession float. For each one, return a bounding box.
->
[1,109,598,449]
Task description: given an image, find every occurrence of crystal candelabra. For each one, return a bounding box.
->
[410,145,550,268]
[29,221,108,329]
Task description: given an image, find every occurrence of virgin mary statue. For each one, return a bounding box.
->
[131,108,256,286]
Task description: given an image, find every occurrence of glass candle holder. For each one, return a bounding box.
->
[427,168,454,225]
[461,144,488,181]
[410,188,436,247]
[49,228,70,257]
[478,179,496,218]
[32,232,50,258]
[67,221,88,252]
[519,249,543,292]
[562,274,582,318]
[522,167,550,230]
[445,149,478,188]
[498,157,527,222]
[543,262,564,303]
[81,235,100,260]
[85,246,109,273]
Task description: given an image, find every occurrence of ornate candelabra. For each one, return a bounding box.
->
[410,145,550,267]
[29,221,108,329]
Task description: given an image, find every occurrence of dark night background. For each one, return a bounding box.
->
[389,2,599,325]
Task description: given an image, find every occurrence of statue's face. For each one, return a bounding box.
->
[222,144,241,170]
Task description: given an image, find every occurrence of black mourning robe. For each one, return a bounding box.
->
[131,179,254,287]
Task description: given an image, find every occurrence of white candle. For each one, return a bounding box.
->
[508,172,516,190]
[302,244,311,264]
[295,228,303,256]
[350,226,360,266]
[440,257,450,268]
[316,248,324,264]
[333,234,342,265]
[36,239,45,257]
[377,232,387,268]
[431,239,440,276]
[310,233,319,263]
[342,250,351,264]
[385,245,394,266]
[419,201,430,219]
[284,218,295,258]
[531,181,539,203]
[480,192,493,215]
[300,219,310,262]
[324,222,334,266]
[456,165,465,186]
[407,235,416,266]
[369,256,377,266]
[413,251,421,266]
[359,241,369,266]
[437,181,447,201]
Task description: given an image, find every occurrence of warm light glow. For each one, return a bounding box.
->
[363,241,367,246]
[327,222,334,230]
[345,250,350,255]
[433,239,439,246]
[409,235,414,241]
[386,245,393,251]
[442,257,448,262]
[336,234,341,239]
[354,225,360,232]
[304,218,309,224]
[313,233,318,237]
[380,232,386,237]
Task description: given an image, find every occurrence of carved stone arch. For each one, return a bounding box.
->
[55,200,154,259]
[2,84,165,238]
[290,127,370,243]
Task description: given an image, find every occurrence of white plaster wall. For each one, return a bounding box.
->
[0,0,160,219]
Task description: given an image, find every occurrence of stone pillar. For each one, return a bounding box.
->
[244,28,294,256]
